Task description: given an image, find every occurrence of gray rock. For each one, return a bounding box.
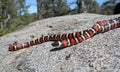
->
[0,13,120,72]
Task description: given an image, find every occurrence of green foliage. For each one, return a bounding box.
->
[0,28,10,36]
[84,0,100,14]
[16,0,30,15]
[100,5,113,15]
[0,13,37,36]
[0,14,7,22]
[0,0,36,36]
[10,13,37,30]
[99,0,117,15]
[39,0,70,18]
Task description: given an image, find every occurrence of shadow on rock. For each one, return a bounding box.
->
[50,46,68,52]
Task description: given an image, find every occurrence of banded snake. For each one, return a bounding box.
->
[9,17,120,51]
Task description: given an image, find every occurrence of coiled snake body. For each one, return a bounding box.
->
[9,17,120,51]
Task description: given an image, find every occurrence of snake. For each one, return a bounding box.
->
[9,17,120,51]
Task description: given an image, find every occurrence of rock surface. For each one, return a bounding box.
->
[0,13,120,72]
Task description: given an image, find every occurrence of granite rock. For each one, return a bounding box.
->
[0,13,120,72]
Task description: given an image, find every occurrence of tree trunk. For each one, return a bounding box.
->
[37,0,43,20]
[0,22,4,30]
[51,0,55,17]
[4,14,11,28]
[76,0,84,13]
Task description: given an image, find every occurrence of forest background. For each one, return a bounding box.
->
[0,0,120,36]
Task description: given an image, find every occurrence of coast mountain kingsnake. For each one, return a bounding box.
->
[9,17,120,51]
